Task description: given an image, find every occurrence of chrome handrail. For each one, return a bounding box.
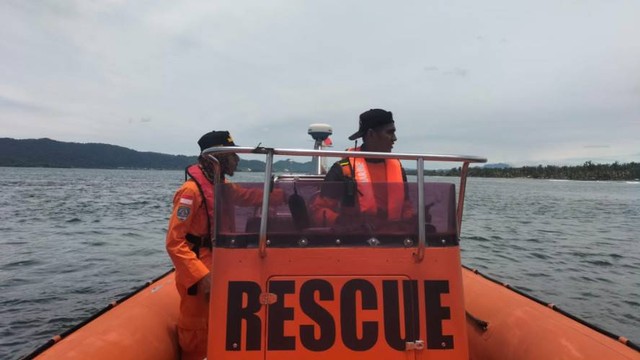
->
[203,146,487,259]
[415,157,425,262]
[204,146,487,164]
[457,162,471,236]
[258,150,274,257]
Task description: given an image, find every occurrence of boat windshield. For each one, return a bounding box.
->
[215,180,457,248]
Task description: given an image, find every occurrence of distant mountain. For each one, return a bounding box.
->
[273,158,315,173]
[483,163,511,169]
[0,137,313,172]
[0,138,196,169]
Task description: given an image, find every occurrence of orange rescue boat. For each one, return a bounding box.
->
[23,138,639,360]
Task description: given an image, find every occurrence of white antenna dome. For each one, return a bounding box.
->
[308,123,332,141]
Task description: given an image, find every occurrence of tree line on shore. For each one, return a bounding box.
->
[411,161,640,181]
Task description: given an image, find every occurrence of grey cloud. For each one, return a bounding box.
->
[0,96,46,113]
[441,68,469,77]
[3,1,78,18]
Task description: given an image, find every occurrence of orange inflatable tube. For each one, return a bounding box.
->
[463,267,639,360]
[28,270,179,360]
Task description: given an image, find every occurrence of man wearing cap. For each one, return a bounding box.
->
[310,109,413,227]
[165,131,282,360]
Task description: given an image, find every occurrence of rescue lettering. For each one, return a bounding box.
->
[340,279,378,351]
[225,279,453,351]
[299,279,335,351]
[425,280,453,349]
[225,281,262,351]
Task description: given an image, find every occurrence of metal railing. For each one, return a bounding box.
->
[203,146,487,260]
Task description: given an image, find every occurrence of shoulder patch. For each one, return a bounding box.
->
[176,206,191,221]
[179,194,194,205]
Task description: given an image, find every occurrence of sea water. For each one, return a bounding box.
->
[0,167,638,359]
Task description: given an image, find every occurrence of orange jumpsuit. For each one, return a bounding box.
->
[166,178,270,360]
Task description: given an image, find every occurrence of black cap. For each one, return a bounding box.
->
[348,109,394,140]
[197,131,237,151]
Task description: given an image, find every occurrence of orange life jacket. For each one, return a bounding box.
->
[340,148,405,220]
[186,164,216,242]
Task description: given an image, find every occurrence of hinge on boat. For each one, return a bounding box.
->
[260,292,277,305]
[405,340,425,351]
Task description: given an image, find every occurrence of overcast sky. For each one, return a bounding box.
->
[1,0,639,166]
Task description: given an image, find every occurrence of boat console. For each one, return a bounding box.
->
[204,146,486,359]
[216,180,458,248]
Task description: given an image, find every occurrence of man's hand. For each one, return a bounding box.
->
[199,273,212,297]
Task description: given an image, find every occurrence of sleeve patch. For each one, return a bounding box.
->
[176,206,191,221]
[179,194,194,205]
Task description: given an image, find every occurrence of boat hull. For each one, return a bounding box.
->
[462,267,639,360]
[30,271,179,360]
[28,267,639,359]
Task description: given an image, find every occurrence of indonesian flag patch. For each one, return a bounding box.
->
[179,194,194,205]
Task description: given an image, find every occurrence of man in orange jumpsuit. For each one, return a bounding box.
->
[165,130,282,360]
[310,109,414,227]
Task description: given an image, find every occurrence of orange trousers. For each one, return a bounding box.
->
[177,284,209,360]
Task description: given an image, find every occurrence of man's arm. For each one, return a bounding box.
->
[400,166,415,219]
[321,162,347,196]
[165,185,210,290]
[309,161,346,226]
